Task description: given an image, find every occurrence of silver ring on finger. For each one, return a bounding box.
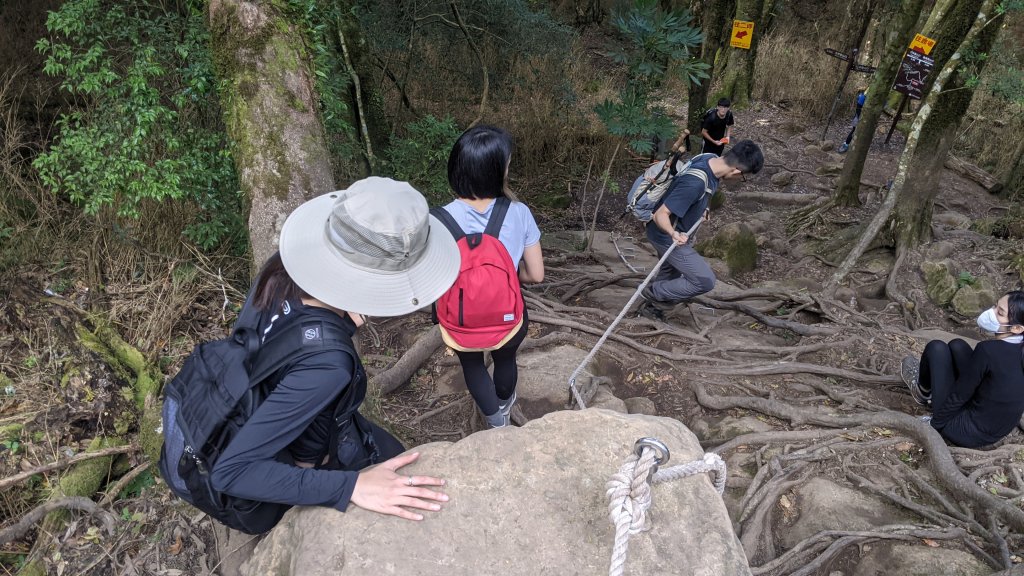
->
[406,476,414,486]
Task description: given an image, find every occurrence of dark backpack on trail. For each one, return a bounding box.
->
[625,152,716,223]
[158,298,358,535]
[430,197,524,352]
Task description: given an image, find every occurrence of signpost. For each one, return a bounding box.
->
[821,47,878,139]
[730,20,754,49]
[892,49,934,100]
[886,38,936,143]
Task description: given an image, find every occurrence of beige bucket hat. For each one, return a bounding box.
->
[279,177,460,316]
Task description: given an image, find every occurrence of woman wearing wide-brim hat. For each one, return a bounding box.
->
[210,177,460,522]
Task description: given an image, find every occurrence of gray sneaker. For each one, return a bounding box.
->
[901,356,930,406]
[498,390,517,422]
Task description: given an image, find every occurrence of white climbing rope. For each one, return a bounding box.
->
[567,219,704,409]
[605,438,727,576]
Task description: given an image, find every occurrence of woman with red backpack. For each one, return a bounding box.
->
[434,125,545,428]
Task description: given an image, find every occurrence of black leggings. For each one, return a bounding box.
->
[456,309,529,416]
[919,338,973,411]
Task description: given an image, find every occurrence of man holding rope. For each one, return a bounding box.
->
[638,140,764,321]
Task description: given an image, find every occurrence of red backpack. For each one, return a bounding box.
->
[430,197,524,351]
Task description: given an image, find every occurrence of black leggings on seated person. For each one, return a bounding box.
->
[919,338,973,410]
[456,309,529,417]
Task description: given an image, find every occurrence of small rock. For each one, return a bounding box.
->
[820,139,836,151]
[747,219,768,234]
[707,257,732,280]
[801,132,818,143]
[770,171,795,187]
[835,287,858,309]
[588,385,628,413]
[923,241,955,260]
[697,223,758,274]
[768,238,790,255]
[804,144,821,155]
[623,397,657,416]
[921,260,958,307]
[816,163,842,176]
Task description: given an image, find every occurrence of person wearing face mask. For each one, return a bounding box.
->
[210,178,461,523]
[900,290,1024,448]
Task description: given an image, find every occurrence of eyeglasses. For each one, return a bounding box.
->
[740,173,747,182]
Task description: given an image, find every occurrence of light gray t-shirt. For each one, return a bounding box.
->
[441,198,541,270]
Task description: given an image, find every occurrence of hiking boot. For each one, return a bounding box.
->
[837,143,849,153]
[637,301,665,322]
[641,285,658,303]
[900,355,930,406]
[637,285,666,321]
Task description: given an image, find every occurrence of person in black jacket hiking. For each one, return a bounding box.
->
[901,290,1024,448]
[210,177,461,523]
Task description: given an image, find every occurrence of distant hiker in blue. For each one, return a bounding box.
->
[838,87,868,153]
[637,140,764,321]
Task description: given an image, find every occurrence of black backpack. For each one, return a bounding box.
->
[158,298,358,534]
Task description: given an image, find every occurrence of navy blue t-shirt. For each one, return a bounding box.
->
[645,154,720,246]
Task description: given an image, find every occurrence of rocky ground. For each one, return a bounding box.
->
[1,101,1022,575]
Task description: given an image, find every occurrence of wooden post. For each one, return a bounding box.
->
[885,94,909,143]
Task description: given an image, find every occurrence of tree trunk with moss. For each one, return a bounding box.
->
[713,0,764,108]
[209,0,336,270]
[833,0,926,206]
[892,0,1001,248]
[687,0,733,133]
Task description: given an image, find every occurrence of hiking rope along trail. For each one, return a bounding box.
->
[567,218,705,408]
[606,438,727,576]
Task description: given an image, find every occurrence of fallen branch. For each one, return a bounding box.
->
[0,445,136,491]
[372,326,445,395]
[0,496,117,547]
[731,192,820,205]
[99,462,151,506]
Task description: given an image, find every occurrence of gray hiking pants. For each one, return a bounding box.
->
[645,229,716,304]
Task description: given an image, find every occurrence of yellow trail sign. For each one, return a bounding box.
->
[730,20,754,50]
[910,33,936,55]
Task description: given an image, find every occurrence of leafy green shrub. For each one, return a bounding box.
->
[384,115,461,206]
[34,0,242,250]
[596,0,707,154]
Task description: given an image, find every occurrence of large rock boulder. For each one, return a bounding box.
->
[779,478,911,549]
[697,223,758,274]
[244,410,751,576]
[920,260,958,307]
[950,277,998,317]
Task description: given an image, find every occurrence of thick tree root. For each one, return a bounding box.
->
[691,380,1024,532]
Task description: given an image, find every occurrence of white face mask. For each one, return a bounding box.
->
[978,307,1023,343]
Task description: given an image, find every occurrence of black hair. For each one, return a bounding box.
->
[717,98,731,108]
[447,125,514,200]
[1010,291,1024,368]
[1007,290,1024,326]
[252,252,310,311]
[722,139,764,174]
